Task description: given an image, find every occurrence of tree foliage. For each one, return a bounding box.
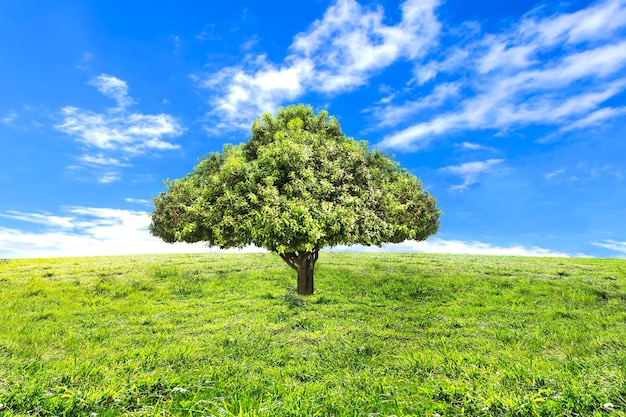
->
[150,105,441,294]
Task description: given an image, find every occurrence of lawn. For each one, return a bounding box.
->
[0,253,625,416]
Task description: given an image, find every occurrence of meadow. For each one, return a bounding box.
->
[0,253,625,416]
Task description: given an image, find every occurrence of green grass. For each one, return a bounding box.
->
[0,253,625,416]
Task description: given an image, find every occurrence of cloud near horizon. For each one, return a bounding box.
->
[331,238,585,258]
[0,206,587,259]
[592,240,626,257]
[0,207,231,258]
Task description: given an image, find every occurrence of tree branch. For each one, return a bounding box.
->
[279,253,298,271]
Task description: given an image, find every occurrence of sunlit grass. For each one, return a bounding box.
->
[0,253,625,416]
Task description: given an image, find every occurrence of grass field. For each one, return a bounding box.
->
[0,253,625,416]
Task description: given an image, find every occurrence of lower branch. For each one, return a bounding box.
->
[279,253,298,271]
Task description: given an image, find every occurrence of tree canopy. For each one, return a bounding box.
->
[150,104,440,294]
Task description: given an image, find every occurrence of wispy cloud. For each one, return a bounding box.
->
[458,142,496,151]
[241,35,259,51]
[125,198,152,206]
[372,82,460,128]
[88,74,135,110]
[195,24,221,41]
[75,52,94,71]
[557,106,626,134]
[196,0,440,130]
[0,210,74,229]
[330,238,583,257]
[440,158,504,190]
[56,74,184,181]
[544,164,624,182]
[545,168,566,179]
[1,111,17,124]
[171,35,181,54]
[97,172,122,184]
[378,0,626,150]
[77,154,130,167]
[592,239,626,257]
[66,164,123,184]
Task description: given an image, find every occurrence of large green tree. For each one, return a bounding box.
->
[150,105,440,295]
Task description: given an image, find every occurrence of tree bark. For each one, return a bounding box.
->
[279,251,318,295]
[297,251,318,295]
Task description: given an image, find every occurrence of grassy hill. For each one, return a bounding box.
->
[0,253,625,416]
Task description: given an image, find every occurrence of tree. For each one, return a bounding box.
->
[150,105,441,295]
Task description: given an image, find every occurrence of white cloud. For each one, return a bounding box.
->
[203,58,313,126]
[377,112,460,150]
[373,82,460,128]
[329,238,583,257]
[520,0,626,45]
[545,168,566,179]
[0,207,265,259]
[58,106,182,154]
[414,46,470,85]
[97,172,122,184]
[558,106,626,133]
[55,74,184,181]
[241,35,259,51]
[291,0,439,90]
[458,142,495,151]
[440,158,504,190]
[0,207,585,259]
[197,0,440,130]
[125,198,152,206]
[592,240,626,257]
[1,111,17,124]
[88,74,134,110]
[0,211,74,229]
[77,154,130,167]
[378,0,626,150]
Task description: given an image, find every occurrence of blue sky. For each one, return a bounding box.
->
[1,0,625,258]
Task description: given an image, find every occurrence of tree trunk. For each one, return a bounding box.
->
[296,251,317,295]
[279,250,319,295]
